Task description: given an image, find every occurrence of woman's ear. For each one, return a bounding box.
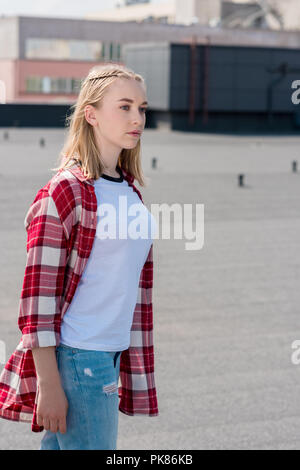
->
[84,105,97,127]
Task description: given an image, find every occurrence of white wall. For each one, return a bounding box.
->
[0,17,19,59]
[175,0,221,26]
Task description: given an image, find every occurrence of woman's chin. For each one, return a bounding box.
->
[123,142,139,149]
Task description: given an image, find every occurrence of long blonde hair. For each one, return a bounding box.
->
[51,62,147,186]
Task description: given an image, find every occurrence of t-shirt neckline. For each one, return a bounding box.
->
[101,165,124,183]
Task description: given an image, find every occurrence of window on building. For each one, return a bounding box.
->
[26,38,104,61]
[42,77,51,93]
[94,41,121,61]
[71,78,82,93]
[159,16,169,24]
[25,38,122,62]
[26,76,43,93]
[25,76,83,94]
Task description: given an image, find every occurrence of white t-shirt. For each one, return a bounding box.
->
[60,167,157,351]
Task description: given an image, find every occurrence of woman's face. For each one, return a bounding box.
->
[85,77,148,153]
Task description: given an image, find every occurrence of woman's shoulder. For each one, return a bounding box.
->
[48,167,81,192]
[25,169,83,235]
[42,168,82,207]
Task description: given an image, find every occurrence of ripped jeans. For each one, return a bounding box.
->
[39,343,122,450]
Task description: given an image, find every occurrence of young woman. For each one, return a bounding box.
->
[0,63,159,450]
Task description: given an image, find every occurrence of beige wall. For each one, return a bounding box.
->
[226,0,300,31]
[175,0,300,30]
[0,17,19,59]
[85,1,175,23]
[0,60,16,102]
[272,0,300,31]
[194,0,221,26]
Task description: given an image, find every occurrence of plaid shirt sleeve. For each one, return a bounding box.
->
[18,188,68,349]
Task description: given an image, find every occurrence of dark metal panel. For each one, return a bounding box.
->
[270,48,300,65]
[207,89,235,111]
[207,46,236,64]
[169,42,300,114]
[209,63,235,89]
[235,46,272,65]
[170,86,190,109]
[235,90,267,111]
[0,103,71,127]
[272,91,297,112]
[235,65,270,90]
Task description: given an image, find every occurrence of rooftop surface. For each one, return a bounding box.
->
[0,127,299,449]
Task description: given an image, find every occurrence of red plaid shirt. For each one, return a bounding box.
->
[0,161,158,432]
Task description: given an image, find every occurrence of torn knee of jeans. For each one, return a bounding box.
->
[103,381,118,395]
[83,368,93,377]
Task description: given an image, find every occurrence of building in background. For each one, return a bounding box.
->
[122,40,300,133]
[220,1,300,31]
[85,0,221,26]
[3,13,300,106]
[0,16,124,104]
[85,0,175,24]
[1,12,300,132]
[86,0,300,30]
[174,0,221,26]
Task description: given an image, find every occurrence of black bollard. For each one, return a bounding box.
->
[292,160,297,173]
[238,174,244,187]
[152,157,157,169]
[40,138,45,147]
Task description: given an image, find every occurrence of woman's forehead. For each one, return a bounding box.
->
[109,77,146,98]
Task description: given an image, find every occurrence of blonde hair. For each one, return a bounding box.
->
[51,62,147,186]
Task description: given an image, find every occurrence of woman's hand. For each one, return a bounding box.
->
[31,346,69,433]
[36,383,69,434]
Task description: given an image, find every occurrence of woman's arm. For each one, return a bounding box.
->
[19,188,71,433]
[31,346,68,434]
[18,189,69,350]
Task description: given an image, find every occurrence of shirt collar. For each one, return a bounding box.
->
[64,160,135,186]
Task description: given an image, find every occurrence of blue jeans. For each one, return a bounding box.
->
[39,343,122,450]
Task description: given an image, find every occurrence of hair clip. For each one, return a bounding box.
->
[88,74,119,81]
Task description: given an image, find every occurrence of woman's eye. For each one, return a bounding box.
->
[121,106,147,113]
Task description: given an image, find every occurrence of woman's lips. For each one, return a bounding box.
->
[127,132,140,137]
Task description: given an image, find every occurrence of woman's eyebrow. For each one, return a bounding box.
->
[117,98,148,105]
